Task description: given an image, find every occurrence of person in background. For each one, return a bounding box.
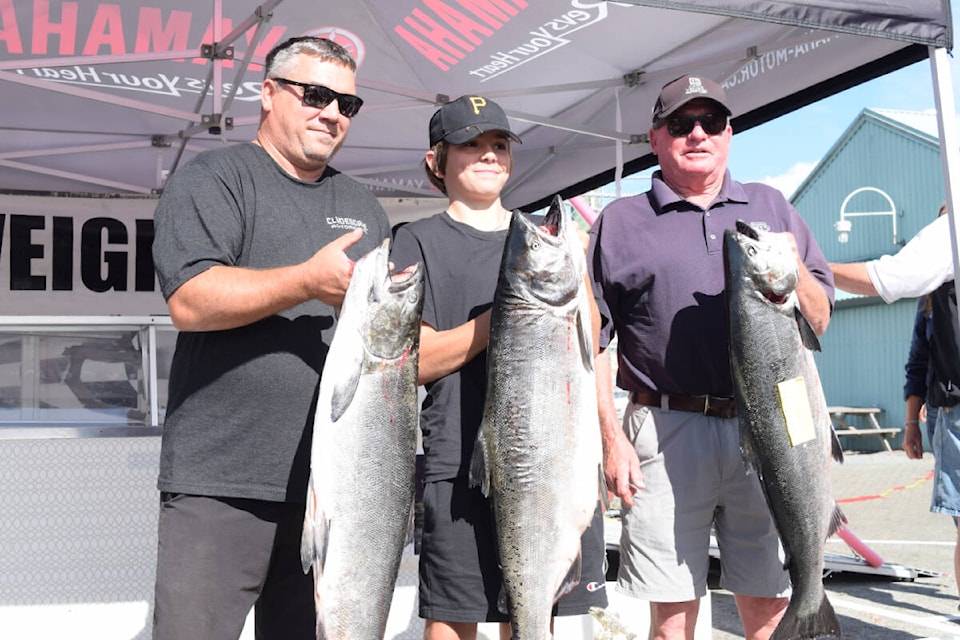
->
[830,207,960,606]
[150,36,390,639]
[390,95,607,640]
[589,74,834,640]
[903,203,948,459]
[904,295,937,457]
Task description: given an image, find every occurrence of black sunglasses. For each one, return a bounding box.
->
[272,78,364,118]
[657,112,727,137]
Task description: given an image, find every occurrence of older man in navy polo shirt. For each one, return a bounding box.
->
[587,74,834,640]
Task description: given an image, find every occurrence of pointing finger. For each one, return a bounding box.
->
[335,227,364,251]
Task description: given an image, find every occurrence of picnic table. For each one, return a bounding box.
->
[827,406,899,452]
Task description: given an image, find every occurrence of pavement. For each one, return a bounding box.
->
[710,450,960,640]
[2,438,951,639]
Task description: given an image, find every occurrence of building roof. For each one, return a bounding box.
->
[867,108,955,141]
[791,107,952,200]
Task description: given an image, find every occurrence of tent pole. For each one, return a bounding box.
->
[929,45,960,357]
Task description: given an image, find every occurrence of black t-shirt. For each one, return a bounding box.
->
[152,143,390,502]
[390,211,511,482]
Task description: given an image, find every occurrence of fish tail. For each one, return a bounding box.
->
[771,593,841,640]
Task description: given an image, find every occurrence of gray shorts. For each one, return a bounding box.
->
[617,402,790,602]
[152,493,315,640]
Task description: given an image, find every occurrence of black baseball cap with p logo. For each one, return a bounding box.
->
[428,95,522,146]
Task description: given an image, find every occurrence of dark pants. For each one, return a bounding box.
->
[152,494,315,640]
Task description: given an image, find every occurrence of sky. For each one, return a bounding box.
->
[727,47,959,198]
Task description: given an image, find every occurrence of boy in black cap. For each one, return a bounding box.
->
[391,95,608,640]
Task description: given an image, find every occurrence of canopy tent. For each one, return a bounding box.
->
[0,0,952,216]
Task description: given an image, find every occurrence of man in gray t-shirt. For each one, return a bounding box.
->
[150,36,389,639]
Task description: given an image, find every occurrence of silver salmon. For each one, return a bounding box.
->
[470,196,604,640]
[301,237,423,640]
[724,220,844,640]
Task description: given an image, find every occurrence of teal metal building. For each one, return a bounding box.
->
[793,108,951,450]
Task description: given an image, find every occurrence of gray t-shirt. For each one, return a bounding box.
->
[152,142,390,502]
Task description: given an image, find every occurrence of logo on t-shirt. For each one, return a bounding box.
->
[326,216,369,233]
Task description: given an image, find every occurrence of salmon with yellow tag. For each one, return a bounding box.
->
[724,220,845,640]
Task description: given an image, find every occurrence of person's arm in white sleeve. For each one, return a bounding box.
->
[831,215,953,304]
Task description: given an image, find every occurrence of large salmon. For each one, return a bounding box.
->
[301,237,423,640]
[724,220,844,640]
[470,196,604,640]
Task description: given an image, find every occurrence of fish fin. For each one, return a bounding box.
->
[739,430,760,474]
[301,476,331,578]
[794,306,822,352]
[827,503,847,539]
[467,427,490,496]
[829,425,845,463]
[404,495,416,548]
[597,465,610,511]
[299,521,314,575]
[497,586,510,615]
[769,592,842,640]
[554,549,583,602]
[330,349,363,422]
[300,473,318,574]
[576,304,594,373]
[316,515,331,576]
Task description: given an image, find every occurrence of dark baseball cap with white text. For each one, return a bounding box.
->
[651,74,732,126]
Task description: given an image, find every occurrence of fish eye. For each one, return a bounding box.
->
[530,240,541,250]
[408,292,419,304]
[746,246,757,257]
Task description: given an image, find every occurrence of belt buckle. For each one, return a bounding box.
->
[702,396,711,416]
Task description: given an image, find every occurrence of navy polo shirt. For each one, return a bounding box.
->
[587,170,834,398]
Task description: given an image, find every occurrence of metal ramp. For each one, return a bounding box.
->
[820,551,942,580]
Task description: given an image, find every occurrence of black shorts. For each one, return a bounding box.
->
[418,477,608,623]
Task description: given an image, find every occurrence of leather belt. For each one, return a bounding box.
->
[630,388,738,419]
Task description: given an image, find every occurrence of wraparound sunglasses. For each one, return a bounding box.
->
[272,78,364,118]
[657,112,728,137]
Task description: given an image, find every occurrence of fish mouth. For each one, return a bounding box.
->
[764,290,789,305]
[736,219,759,240]
[542,198,562,232]
[388,261,421,294]
[529,194,566,244]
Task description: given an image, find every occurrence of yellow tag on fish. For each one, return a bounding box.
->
[776,377,816,446]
